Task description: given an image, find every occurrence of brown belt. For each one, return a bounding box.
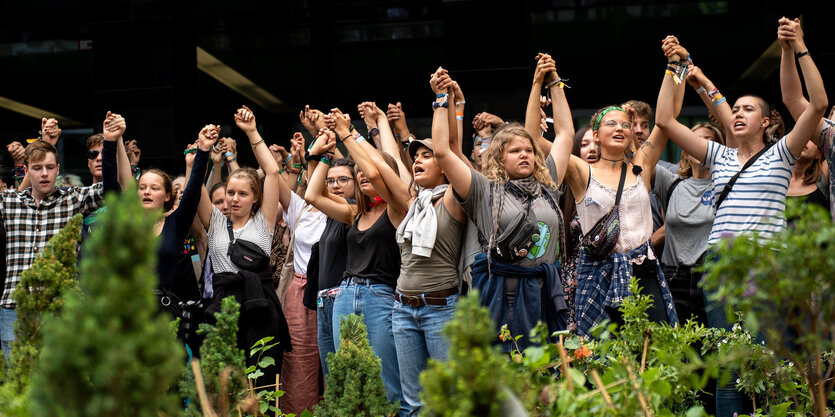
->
[395,287,459,308]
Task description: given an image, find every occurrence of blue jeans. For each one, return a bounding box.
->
[332,278,408,417]
[705,287,748,417]
[392,291,458,417]
[317,293,337,376]
[1,307,16,359]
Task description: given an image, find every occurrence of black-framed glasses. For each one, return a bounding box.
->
[87,150,100,160]
[601,120,633,130]
[325,176,353,187]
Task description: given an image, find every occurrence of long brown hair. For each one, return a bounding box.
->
[482,123,556,189]
[141,169,175,211]
[678,122,726,179]
[354,151,400,217]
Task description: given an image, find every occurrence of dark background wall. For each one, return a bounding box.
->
[0,0,831,182]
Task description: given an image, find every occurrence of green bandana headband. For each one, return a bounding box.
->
[593,106,626,132]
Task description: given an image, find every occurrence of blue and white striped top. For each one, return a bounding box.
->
[703,137,798,245]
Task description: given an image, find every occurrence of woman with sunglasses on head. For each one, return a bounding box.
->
[195,106,291,400]
[564,39,686,337]
[304,109,410,416]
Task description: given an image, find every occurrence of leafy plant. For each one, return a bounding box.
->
[28,190,184,417]
[315,313,399,417]
[701,200,835,416]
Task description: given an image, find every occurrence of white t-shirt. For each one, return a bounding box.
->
[283,192,327,276]
[207,206,273,274]
[703,137,797,245]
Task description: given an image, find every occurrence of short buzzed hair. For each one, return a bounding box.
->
[24,140,59,167]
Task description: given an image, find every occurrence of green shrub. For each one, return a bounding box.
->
[316,313,399,417]
[28,190,184,417]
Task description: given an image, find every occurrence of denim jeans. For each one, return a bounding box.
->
[705,286,749,417]
[1,307,16,359]
[317,293,337,376]
[332,278,408,417]
[392,292,458,417]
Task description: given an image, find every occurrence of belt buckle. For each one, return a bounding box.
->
[400,294,422,308]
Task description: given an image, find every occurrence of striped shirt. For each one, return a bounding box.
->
[1,184,106,308]
[704,137,797,245]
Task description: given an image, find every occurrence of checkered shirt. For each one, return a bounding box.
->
[574,241,679,337]
[1,184,105,308]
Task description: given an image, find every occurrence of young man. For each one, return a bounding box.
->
[0,112,126,357]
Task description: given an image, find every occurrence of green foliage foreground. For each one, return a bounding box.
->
[29,190,184,417]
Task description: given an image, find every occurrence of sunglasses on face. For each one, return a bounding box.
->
[325,176,353,187]
[87,150,100,160]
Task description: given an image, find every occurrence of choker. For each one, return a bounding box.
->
[368,196,385,209]
[599,156,624,163]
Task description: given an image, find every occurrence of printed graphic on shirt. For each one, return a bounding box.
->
[526,221,551,260]
[701,190,713,206]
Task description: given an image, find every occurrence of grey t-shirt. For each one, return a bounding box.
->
[653,167,714,266]
[455,156,562,268]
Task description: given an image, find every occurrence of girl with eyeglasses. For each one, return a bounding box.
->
[563,39,685,337]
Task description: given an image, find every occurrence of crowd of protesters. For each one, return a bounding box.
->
[0,17,833,417]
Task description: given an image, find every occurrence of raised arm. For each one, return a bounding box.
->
[778,17,829,156]
[430,67,472,200]
[525,54,555,155]
[447,80,475,169]
[177,135,214,235]
[633,38,687,189]
[655,42,709,163]
[544,55,575,186]
[387,102,413,144]
[196,125,221,230]
[234,105,282,230]
[684,66,735,148]
[205,140,225,189]
[101,111,125,194]
[361,101,411,185]
[304,129,357,225]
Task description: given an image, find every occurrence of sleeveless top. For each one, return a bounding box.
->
[397,201,464,293]
[344,211,400,288]
[576,166,653,254]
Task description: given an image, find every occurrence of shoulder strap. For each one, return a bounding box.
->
[613,162,628,206]
[714,144,773,210]
[665,177,684,210]
[226,217,235,243]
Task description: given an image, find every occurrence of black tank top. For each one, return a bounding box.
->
[787,188,829,211]
[344,211,400,288]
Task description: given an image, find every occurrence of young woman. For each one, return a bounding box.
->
[304,110,409,416]
[274,131,329,415]
[565,39,685,337]
[304,155,355,377]
[196,107,291,398]
[434,56,573,352]
[559,125,599,332]
[654,122,725,326]
[349,94,468,414]
[779,17,831,216]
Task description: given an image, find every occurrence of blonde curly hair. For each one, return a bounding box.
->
[481,123,556,189]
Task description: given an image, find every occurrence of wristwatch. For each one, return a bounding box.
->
[369,127,379,137]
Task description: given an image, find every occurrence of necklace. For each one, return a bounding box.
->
[599,156,624,163]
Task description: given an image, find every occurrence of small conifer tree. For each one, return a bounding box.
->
[420,291,518,417]
[315,314,399,417]
[182,296,247,417]
[9,213,82,388]
[29,190,184,417]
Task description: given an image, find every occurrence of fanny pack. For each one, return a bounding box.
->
[227,218,268,272]
[581,162,627,260]
[491,197,541,263]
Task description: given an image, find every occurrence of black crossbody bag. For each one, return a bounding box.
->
[226,218,269,272]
